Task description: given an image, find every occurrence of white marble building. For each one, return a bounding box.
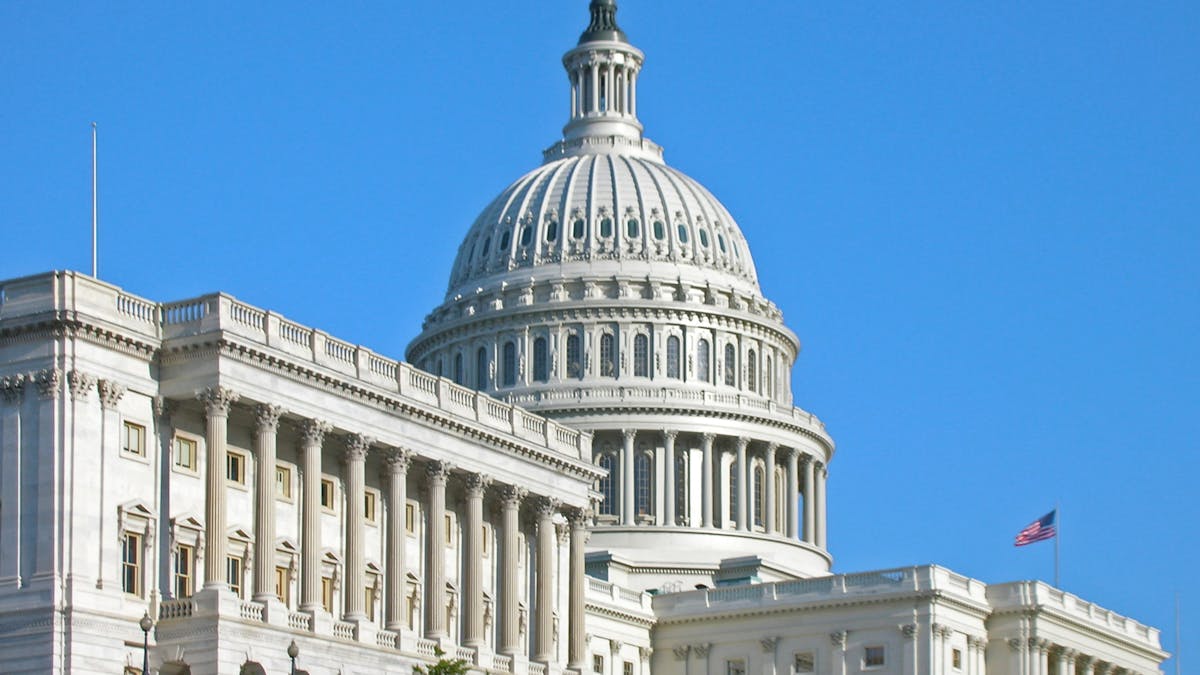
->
[0,1,1167,674]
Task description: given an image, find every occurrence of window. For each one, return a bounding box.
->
[173,436,197,471]
[634,334,649,377]
[365,585,376,621]
[718,233,727,253]
[502,341,517,387]
[320,478,336,510]
[793,652,815,674]
[724,344,737,386]
[726,660,746,675]
[122,422,146,457]
[226,451,246,484]
[952,649,962,670]
[593,654,605,675]
[500,229,511,251]
[444,514,454,544]
[766,355,773,399]
[572,218,585,239]
[406,503,416,533]
[675,454,688,523]
[545,220,558,242]
[276,465,292,499]
[753,466,764,527]
[227,556,244,598]
[121,532,142,595]
[173,544,194,598]
[728,463,738,522]
[697,339,710,383]
[520,224,533,246]
[747,349,758,393]
[677,223,690,244]
[653,220,665,240]
[476,347,489,390]
[699,229,710,247]
[600,217,613,238]
[567,334,583,378]
[600,333,616,378]
[481,237,491,257]
[626,219,639,238]
[321,577,335,614]
[364,490,377,522]
[598,453,617,516]
[864,646,885,669]
[623,662,634,675]
[635,453,652,517]
[666,335,681,379]
[454,353,464,385]
[275,566,290,606]
[533,337,548,382]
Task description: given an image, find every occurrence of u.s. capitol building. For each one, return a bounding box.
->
[0,2,1166,673]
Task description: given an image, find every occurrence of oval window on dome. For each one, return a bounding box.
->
[627,219,640,238]
[600,217,613,238]
[499,230,511,251]
[717,234,727,253]
[572,218,585,239]
[653,220,665,240]
[545,220,558,242]
[698,229,709,248]
[481,237,491,257]
[520,224,533,247]
[677,224,689,244]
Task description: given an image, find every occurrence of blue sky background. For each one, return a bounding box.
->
[2,1,1196,667]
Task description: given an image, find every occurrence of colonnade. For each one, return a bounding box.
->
[194,387,590,666]
[599,429,827,548]
[1016,638,1140,675]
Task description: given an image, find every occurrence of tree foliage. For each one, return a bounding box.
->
[414,647,471,675]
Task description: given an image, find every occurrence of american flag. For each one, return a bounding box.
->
[1014,510,1057,546]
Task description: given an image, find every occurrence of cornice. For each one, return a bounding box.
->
[654,589,967,627]
[987,604,1167,659]
[585,600,657,627]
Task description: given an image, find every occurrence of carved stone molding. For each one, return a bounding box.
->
[534,495,562,519]
[1,374,26,405]
[36,368,63,400]
[254,404,284,433]
[672,645,690,661]
[760,636,779,652]
[153,395,173,420]
[198,386,238,417]
[67,370,96,401]
[901,624,918,640]
[1007,638,1023,652]
[500,484,528,508]
[692,644,710,658]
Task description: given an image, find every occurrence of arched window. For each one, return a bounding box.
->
[566,334,582,379]
[481,237,491,257]
[677,223,689,244]
[653,220,665,240]
[753,465,764,528]
[675,453,688,524]
[572,218,585,239]
[599,217,613,238]
[453,352,464,385]
[765,355,773,399]
[520,224,533,247]
[747,349,757,393]
[533,337,548,383]
[635,452,653,517]
[502,341,517,388]
[634,334,649,377]
[718,234,727,253]
[724,344,736,387]
[626,219,640,238]
[698,229,709,248]
[666,336,681,379]
[475,347,489,390]
[598,453,617,516]
[499,230,511,251]
[696,339,710,383]
[600,333,616,378]
[545,220,558,242]
[728,462,738,523]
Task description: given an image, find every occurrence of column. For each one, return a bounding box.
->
[764,443,778,534]
[734,437,748,531]
[605,63,614,112]
[785,449,800,540]
[815,462,828,549]
[343,433,371,621]
[463,472,492,648]
[499,485,527,655]
[629,70,637,116]
[200,387,238,590]
[567,508,589,669]
[424,460,451,640]
[0,376,24,587]
[1077,656,1096,675]
[590,63,599,114]
[700,433,715,528]
[299,418,330,612]
[252,404,283,601]
[621,429,636,525]
[1058,649,1076,675]
[801,457,815,544]
[98,379,127,590]
[533,496,560,663]
[383,448,412,631]
[663,430,677,526]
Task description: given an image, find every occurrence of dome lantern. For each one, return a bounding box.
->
[559,0,647,149]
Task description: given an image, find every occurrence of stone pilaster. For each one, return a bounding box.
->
[199,387,238,589]
[343,433,372,621]
[462,472,492,648]
[299,418,330,612]
[0,375,24,587]
[383,448,412,631]
[424,460,451,641]
[252,404,283,602]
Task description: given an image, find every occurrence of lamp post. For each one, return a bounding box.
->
[138,612,154,675]
[287,640,299,675]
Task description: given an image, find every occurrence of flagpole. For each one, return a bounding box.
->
[1054,501,1060,588]
[1177,592,1182,675]
[91,122,98,278]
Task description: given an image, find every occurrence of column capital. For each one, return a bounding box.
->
[759,637,779,653]
[97,379,126,410]
[829,630,847,648]
[425,459,452,483]
[383,447,413,476]
[344,433,373,463]
[798,453,812,468]
[735,436,750,451]
[463,472,493,497]
[67,370,96,401]
[566,506,592,529]
[621,428,637,442]
[299,418,332,445]
[900,623,918,640]
[0,374,26,405]
[1094,663,1113,675]
[36,367,63,400]
[500,484,528,507]
[534,495,562,519]
[254,404,284,433]
[700,432,716,445]
[1076,655,1095,669]
[153,395,174,420]
[198,386,239,416]
[662,429,678,443]
[764,442,779,454]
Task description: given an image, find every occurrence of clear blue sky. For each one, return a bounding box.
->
[3,1,1196,667]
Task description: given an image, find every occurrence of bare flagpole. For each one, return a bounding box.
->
[1054,501,1060,588]
[91,122,98,278]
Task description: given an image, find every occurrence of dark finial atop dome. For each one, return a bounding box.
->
[579,0,628,44]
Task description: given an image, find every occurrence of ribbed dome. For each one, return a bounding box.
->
[447,152,760,300]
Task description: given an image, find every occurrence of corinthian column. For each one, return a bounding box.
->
[663,430,677,526]
[383,448,411,631]
[200,387,238,589]
[498,485,527,656]
[815,462,827,549]
[785,449,799,540]
[734,437,749,531]
[764,443,778,534]
[701,433,715,528]
[621,429,636,525]
[533,496,561,664]
[566,508,589,669]
[463,472,492,648]
[343,433,372,621]
[802,456,816,545]
[424,460,451,640]
[299,418,330,612]
[252,404,283,601]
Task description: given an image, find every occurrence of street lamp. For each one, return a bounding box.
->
[138,611,154,675]
[287,640,299,675]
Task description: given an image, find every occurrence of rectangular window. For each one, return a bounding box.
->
[173,544,194,598]
[364,586,376,621]
[593,655,604,674]
[226,451,246,484]
[173,436,197,471]
[406,503,416,533]
[227,556,243,598]
[122,422,146,457]
[952,648,962,670]
[321,577,334,614]
[320,479,336,510]
[793,652,815,674]
[726,660,746,675]
[364,490,377,522]
[623,662,634,675]
[121,532,142,595]
[445,514,453,544]
[864,646,885,668]
[482,524,490,555]
[276,465,292,499]
[275,565,290,606]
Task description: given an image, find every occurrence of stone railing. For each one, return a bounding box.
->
[333,621,356,641]
[585,576,653,613]
[239,600,265,622]
[987,580,1162,649]
[493,654,513,672]
[0,271,590,462]
[376,630,398,649]
[415,638,439,658]
[158,599,195,620]
[528,663,547,675]
[287,611,311,631]
[454,646,476,662]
